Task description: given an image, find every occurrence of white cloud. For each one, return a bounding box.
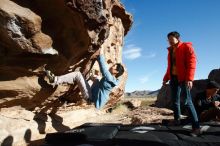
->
[139,76,149,84]
[123,43,157,60]
[144,53,156,59]
[123,45,142,60]
[139,71,158,84]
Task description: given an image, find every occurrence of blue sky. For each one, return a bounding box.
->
[121,0,220,92]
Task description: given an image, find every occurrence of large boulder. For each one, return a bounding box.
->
[0,0,132,109]
[0,0,56,55]
[0,0,132,145]
[155,69,220,109]
[155,84,172,109]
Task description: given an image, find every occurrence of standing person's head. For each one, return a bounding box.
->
[206,80,220,97]
[109,63,125,78]
[167,31,180,46]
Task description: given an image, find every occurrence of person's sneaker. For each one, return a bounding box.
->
[191,128,202,137]
[191,125,209,137]
[45,70,55,83]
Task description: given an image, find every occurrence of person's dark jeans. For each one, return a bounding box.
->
[170,75,200,129]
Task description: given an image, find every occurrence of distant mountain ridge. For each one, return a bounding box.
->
[125,90,159,98]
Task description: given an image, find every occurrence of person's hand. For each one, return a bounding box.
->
[100,46,104,55]
[214,101,220,107]
[91,49,101,59]
[163,80,168,86]
[186,81,193,90]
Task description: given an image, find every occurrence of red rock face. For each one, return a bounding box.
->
[0,0,133,110]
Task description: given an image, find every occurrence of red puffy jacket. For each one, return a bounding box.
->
[163,41,197,82]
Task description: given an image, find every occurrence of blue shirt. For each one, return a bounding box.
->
[91,55,119,109]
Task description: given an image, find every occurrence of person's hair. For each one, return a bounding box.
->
[167,31,180,39]
[207,80,220,89]
[115,63,124,78]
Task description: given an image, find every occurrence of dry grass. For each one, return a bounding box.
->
[110,104,130,114]
[140,97,157,107]
[124,97,157,107]
[108,97,157,116]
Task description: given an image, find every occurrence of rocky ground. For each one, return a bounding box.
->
[0,97,173,146]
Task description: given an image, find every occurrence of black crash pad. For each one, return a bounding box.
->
[44,122,220,146]
[45,125,119,145]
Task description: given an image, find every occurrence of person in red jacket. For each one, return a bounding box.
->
[163,31,200,136]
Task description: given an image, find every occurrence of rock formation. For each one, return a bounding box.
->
[156,68,220,109]
[0,0,132,109]
[0,0,56,55]
[0,0,132,145]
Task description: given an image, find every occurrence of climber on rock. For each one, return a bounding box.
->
[45,47,124,109]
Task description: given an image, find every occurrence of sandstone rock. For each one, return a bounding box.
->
[0,0,132,145]
[0,0,132,108]
[0,0,56,54]
[0,106,105,146]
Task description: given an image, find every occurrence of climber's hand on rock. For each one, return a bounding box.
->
[91,49,101,59]
[100,47,104,55]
